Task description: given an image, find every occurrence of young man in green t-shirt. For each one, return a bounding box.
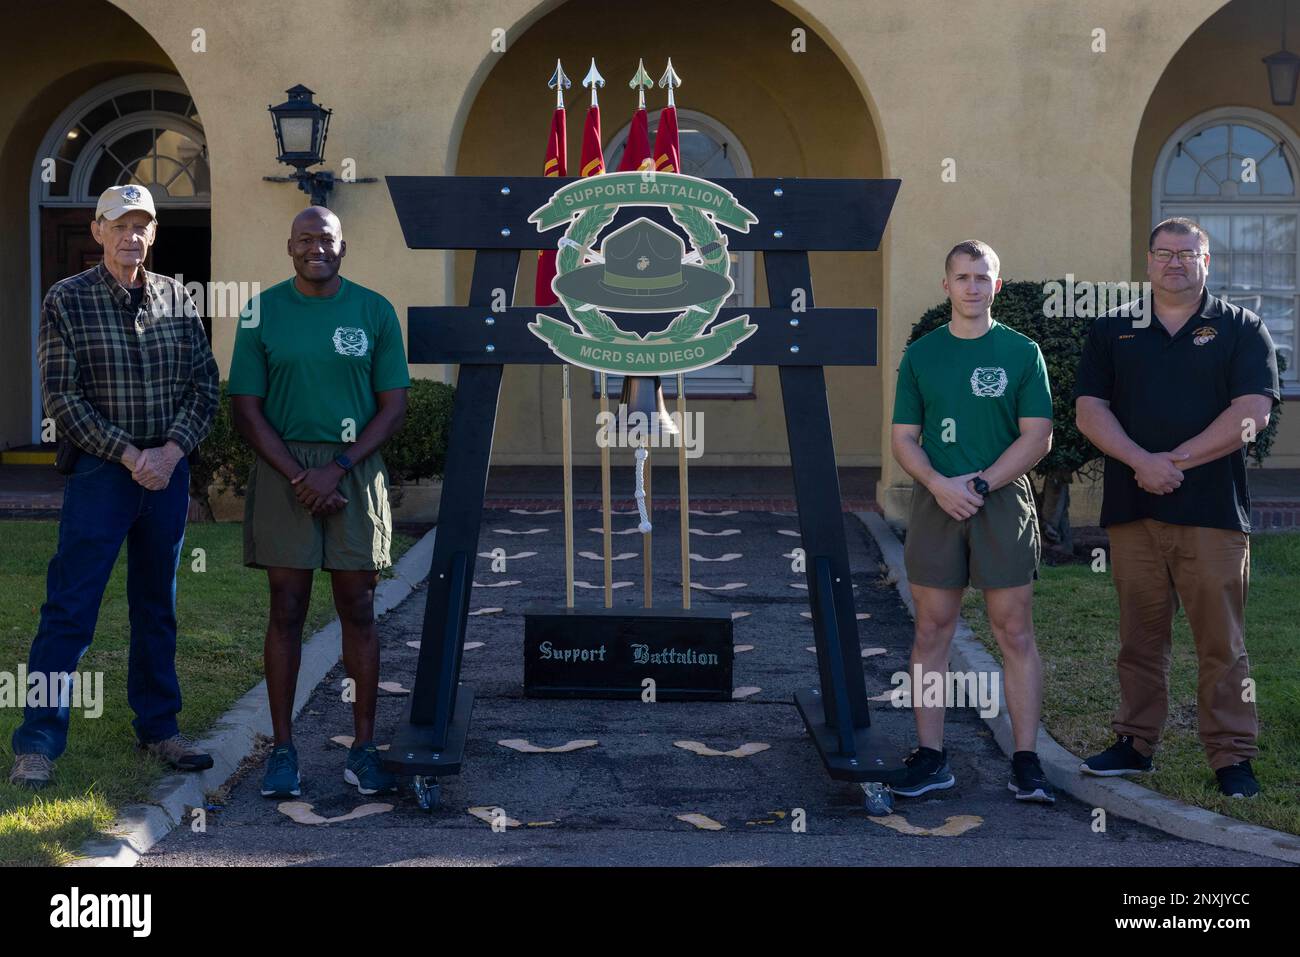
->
[228,207,410,799]
[889,240,1056,803]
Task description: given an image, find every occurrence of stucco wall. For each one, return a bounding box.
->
[7,0,1290,511]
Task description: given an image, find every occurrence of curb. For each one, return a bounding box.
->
[854,511,1300,866]
[66,525,438,867]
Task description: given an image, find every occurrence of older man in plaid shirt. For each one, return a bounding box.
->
[8,185,219,789]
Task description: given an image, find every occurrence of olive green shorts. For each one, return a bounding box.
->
[243,441,393,571]
[904,474,1040,590]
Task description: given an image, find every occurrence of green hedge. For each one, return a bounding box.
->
[906,281,1285,482]
[189,379,455,516]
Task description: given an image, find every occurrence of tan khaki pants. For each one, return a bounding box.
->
[1107,519,1256,770]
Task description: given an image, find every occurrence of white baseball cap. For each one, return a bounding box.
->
[95,184,157,221]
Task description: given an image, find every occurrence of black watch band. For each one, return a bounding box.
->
[972,477,990,496]
[334,453,354,473]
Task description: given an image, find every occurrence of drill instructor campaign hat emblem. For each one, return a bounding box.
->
[550,217,734,311]
[95,184,157,222]
[527,170,759,376]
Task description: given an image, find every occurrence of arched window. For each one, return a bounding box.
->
[1154,108,1299,387]
[39,74,209,206]
[602,110,754,397]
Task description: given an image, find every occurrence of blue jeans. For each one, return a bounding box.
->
[11,452,190,759]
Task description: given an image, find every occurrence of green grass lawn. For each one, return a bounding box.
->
[961,532,1300,837]
[0,521,417,866]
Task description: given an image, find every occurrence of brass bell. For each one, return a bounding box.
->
[618,375,679,437]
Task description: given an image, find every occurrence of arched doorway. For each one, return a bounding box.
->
[450,0,885,469]
[28,72,211,442]
[1133,0,1300,465]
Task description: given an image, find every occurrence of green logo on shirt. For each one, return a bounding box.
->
[332,327,369,357]
[970,366,1008,397]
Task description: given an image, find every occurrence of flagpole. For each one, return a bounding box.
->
[643,434,652,608]
[600,373,612,608]
[562,364,574,608]
[583,59,611,607]
[677,373,690,609]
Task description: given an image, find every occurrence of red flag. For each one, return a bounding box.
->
[579,104,605,178]
[616,106,653,172]
[535,105,567,306]
[652,105,680,174]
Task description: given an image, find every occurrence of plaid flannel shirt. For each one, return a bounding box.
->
[39,262,220,463]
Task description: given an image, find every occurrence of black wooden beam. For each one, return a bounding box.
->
[408,306,877,367]
[387,176,899,252]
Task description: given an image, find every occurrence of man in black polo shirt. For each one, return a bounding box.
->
[1073,217,1280,798]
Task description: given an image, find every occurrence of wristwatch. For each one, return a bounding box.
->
[334,453,354,473]
[972,477,990,496]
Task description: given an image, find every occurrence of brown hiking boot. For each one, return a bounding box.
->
[8,753,54,790]
[139,734,214,772]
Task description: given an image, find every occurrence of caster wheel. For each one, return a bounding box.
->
[861,782,894,815]
[412,775,440,812]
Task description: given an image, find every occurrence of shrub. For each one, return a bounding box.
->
[188,382,256,518]
[384,379,456,483]
[188,379,456,518]
[905,281,1284,543]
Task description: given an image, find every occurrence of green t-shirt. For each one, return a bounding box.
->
[228,277,411,442]
[892,320,1052,478]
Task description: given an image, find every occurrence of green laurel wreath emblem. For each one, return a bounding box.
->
[528,171,759,375]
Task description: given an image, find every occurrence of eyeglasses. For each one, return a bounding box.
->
[1150,248,1205,263]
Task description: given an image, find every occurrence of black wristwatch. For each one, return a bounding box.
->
[972,477,990,496]
[333,453,354,473]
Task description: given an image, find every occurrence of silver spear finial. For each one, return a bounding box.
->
[583,57,605,108]
[548,59,571,110]
[629,58,654,110]
[658,58,681,108]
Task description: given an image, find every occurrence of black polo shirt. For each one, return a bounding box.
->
[1073,290,1280,532]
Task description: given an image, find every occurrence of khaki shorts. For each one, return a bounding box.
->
[243,441,393,571]
[904,474,1040,590]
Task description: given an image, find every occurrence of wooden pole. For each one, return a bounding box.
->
[562,365,574,608]
[677,373,689,608]
[643,438,652,607]
[600,373,612,607]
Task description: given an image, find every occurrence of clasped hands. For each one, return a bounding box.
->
[121,442,182,491]
[927,471,988,522]
[291,463,349,516]
[1133,450,1190,495]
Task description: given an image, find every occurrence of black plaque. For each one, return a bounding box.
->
[524,606,733,701]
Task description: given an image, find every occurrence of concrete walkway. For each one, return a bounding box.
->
[139,507,1280,867]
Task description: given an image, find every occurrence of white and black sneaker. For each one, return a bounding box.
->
[1008,751,1056,803]
[891,746,955,798]
[1080,735,1154,777]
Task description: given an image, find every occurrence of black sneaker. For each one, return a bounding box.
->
[891,746,955,798]
[1080,735,1154,777]
[1008,751,1056,803]
[1215,761,1260,799]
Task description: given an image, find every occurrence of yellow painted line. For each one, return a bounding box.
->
[1,451,55,465]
